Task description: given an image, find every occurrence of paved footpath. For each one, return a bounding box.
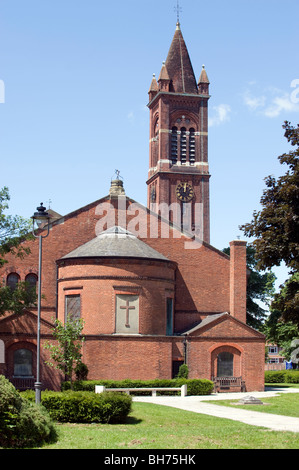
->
[133,387,299,433]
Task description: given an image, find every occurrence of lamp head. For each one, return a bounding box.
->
[31,203,50,228]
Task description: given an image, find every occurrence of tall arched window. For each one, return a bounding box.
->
[13,349,33,377]
[189,128,195,164]
[171,127,178,164]
[217,352,233,377]
[25,273,38,292]
[154,117,159,138]
[7,273,20,291]
[0,340,5,364]
[180,127,187,164]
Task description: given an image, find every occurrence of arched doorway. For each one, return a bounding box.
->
[7,342,36,390]
[217,351,234,377]
[211,345,245,392]
[13,349,33,377]
[211,345,242,378]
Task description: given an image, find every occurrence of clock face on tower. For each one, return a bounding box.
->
[176,182,194,202]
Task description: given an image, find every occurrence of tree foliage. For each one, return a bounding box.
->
[271,273,299,325]
[240,121,299,326]
[263,308,298,346]
[0,187,37,316]
[262,307,299,363]
[0,186,33,267]
[0,375,57,448]
[0,281,37,316]
[240,121,298,273]
[223,245,275,329]
[44,317,85,390]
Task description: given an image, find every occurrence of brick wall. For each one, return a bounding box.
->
[0,197,265,391]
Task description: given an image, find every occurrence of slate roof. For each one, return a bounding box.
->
[181,313,228,335]
[165,22,198,94]
[61,226,170,261]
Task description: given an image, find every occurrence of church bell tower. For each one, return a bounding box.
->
[147,21,210,243]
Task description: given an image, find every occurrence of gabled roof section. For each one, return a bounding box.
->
[180,312,265,339]
[0,309,55,334]
[182,313,227,335]
[165,22,198,94]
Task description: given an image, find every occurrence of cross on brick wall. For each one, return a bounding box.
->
[120,299,136,327]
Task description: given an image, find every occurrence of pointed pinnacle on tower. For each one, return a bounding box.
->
[197,65,210,95]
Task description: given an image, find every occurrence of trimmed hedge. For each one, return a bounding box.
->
[22,390,132,424]
[61,378,214,396]
[0,375,57,448]
[265,370,299,384]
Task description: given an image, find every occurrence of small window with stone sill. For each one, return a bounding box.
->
[65,294,81,322]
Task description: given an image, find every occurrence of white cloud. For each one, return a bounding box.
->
[209,104,231,127]
[243,83,299,118]
[243,91,266,111]
[264,93,299,118]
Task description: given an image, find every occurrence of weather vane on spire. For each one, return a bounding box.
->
[174,0,182,23]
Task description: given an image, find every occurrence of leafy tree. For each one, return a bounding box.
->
[263,308,298,346]
[240,121,299,325]
[223,245,276,329]
[0,281,37,316]
[0,187,37,315]
[44,317,85,390]
[272,273,299,325]
[0,186,32,267]
[262,308,299,363]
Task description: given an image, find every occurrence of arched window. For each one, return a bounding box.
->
[154,117,159,138]
[0,340,5,364]
[171,127,178,164]
[7,273,20,291]
[189,128,195,164]
[25,273,38,292]
[217,352,233,377]
[180,127,187,164]
[13,349,33,377]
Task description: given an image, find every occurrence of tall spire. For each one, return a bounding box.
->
[165,23,198,94]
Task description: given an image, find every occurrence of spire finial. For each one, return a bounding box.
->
[174,0,182,25]
[113,169,123,181]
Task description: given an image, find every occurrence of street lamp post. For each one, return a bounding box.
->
[31,203,50,404]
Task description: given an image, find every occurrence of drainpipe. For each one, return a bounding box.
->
[183,335,188,365]
[55,264,59,320]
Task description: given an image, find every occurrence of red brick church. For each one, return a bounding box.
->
[0,22,265,392]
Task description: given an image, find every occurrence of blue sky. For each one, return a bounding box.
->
[1,0,298,292]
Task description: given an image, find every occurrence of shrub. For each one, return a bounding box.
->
[265,370,299,384]
[181,379,214,396]
[75,362,89,381]
[0,375,57,448]
[62,378,214,396]
[265,371,286,383]
[285,370,299,384]
[23,390,132,424]
[176,364,189,379]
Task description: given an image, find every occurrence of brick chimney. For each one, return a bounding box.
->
[229,240,247,324]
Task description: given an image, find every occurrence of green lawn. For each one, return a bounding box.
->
[208,391,299,418]
[39,399,299,450]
